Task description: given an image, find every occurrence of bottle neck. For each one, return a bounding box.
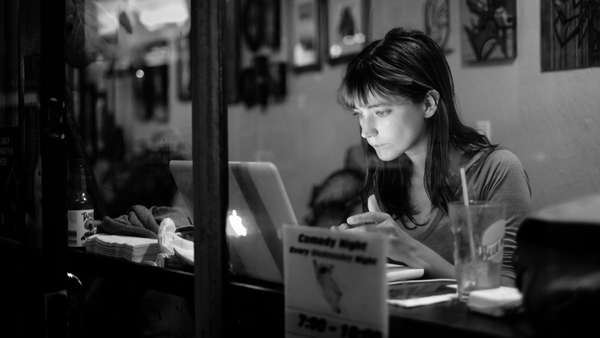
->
[74,165,87,192]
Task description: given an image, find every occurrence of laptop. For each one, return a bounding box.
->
[169,160,298,283]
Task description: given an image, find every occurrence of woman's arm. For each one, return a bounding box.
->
[387,231,455,279]
[334,195,456,279]
[470,149,532,282]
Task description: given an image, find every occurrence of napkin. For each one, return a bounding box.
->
[467,287,523,316]
[85,234,160,263]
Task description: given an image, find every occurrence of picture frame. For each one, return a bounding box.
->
[136,40,170,122]
[324,0,370,66]
[225,0,241,103]
[540,0,593,71]
[269,62,286,102]
[242,0,264,52]
[240,58,287,108]
[460,0,516,63]
[135,64,169,122]
[424,0,451,54]
[291,0,322,73]
[176,35,191,101]
[264,0,281,50]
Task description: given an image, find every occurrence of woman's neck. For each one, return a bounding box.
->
[408,144,464,198]
[406,144,428,176]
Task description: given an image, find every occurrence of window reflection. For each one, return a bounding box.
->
[0,0,20,241]
[67,0,192,220]
[65,1,196,336]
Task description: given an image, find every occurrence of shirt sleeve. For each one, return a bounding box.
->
[470,149,532,280]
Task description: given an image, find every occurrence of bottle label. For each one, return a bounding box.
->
[68,209,94,247]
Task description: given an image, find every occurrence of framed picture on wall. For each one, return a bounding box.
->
[425,0,451,54]
[226,0,241,103]
[242,0,264,52]
[460,0,516,63]
[269,62,287,102]
[325,0,370,66]
[176,35,191,101]
[264,0,281,50]
[540,1,598,72]
[136,41,170,122]
[134,64,169,122]
[291,0,322,73]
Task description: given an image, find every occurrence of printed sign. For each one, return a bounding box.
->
[283,224,388,338]
[479,219,505,263]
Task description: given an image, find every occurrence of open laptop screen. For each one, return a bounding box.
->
[169,160,298,283]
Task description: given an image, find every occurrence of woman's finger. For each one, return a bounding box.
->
[346,211,389,226]
[330,223,350,232]
[368,194,381,213]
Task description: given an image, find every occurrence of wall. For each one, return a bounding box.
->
[144,0,600,220]
[227,0,361,223]
[445,0,600,213]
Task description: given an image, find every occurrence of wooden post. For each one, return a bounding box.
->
[40,0,68,336]
[190,0,227,337]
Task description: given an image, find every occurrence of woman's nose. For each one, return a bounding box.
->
[360,118,377,138]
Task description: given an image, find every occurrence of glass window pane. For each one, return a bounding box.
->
[64,1,195,336]
[0,0,20,241]
[224,0,363,285]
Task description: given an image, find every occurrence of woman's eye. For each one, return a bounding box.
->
[376,110,391,116]
[352,111,362,117]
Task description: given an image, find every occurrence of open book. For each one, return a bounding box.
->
[387,263,424,283]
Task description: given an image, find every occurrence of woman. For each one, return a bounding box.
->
[331,27,531,286]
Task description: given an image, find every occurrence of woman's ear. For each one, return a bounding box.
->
[423,90,440,118]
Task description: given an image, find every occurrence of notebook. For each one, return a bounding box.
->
[169,160,298,283]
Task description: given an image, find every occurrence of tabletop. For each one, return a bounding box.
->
[388,297,535,338]
[67,249,539,337]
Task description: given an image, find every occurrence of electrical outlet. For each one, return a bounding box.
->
[476,120,491,141]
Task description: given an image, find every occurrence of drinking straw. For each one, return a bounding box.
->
[460,167,469,206]
[460,167,477,263]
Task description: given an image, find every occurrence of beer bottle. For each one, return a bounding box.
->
[67,158,94,247]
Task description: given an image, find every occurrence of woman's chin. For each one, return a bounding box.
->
[375,152,398,162]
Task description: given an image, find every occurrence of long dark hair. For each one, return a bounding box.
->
[337,27,495,228]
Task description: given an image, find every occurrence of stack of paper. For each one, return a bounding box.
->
[85,234,160,263]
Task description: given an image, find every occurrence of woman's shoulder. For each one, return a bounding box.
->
[467,146,524,180]
[467,146,532,202]
[484,147,524,170]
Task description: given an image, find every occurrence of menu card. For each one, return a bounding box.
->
[283,224,389,338]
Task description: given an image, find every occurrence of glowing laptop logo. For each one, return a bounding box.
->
[228,210,247,237]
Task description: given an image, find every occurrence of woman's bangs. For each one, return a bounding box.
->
[339,77,368,110]
[339,77,395,111]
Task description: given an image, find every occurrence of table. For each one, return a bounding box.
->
[67,250,538,337]
[388,298,535,338]
[225,277,538,338]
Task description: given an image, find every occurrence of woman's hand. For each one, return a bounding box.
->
[330,195,455,278]
[330,195,422,267]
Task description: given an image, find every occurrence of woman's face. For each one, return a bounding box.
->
[353,94,430,162]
